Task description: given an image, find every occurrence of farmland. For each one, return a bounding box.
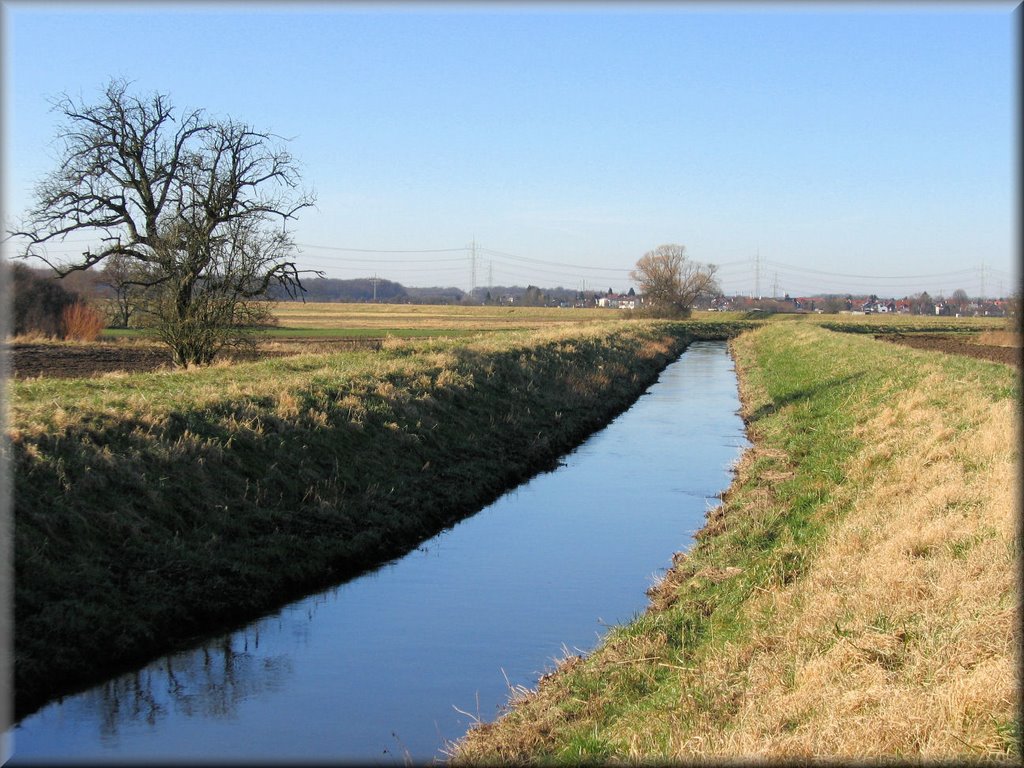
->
[7,305,1019,758]
[9,305,1016,380]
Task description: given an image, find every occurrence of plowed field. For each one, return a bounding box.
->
[877,333,1021,367]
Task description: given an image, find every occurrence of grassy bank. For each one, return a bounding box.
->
[10,319,751,719]
[454,322,1019,762]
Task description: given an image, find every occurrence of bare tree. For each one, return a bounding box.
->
[630,244,718,318]
[9,79,317,366]
[97,253,153,328]
[950,288,970,315]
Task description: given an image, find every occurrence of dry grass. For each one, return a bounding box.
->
[269,301,608,330]
[974,329,1022,348]
[666,380,1019,759]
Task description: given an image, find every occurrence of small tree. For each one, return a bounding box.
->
[909,291,933,315]
[950,288,970,315]
[98,253,153,328]
[9,80,317,366]
[1006,290,1022,333]
[630,244,718,318]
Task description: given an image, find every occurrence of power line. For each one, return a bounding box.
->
[478,246,630,274]
[763,259,976,280]
[294,243,468,254]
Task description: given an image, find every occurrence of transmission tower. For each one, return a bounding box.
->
[470,239,477,295]
[754,248,761,299]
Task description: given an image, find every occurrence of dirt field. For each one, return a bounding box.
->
[877,333,1021,367]
[8,337,385,379]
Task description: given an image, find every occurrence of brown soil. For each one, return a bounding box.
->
[876,333,1021,367]
[7,337,384,379]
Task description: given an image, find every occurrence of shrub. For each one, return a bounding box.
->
[61,301,105,341]
[10,263,80,338]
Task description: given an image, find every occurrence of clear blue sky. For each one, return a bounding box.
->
[2,2,1018,298]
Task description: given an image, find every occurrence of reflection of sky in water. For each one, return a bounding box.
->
[11,341,748,764]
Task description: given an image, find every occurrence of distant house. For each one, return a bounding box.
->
[861,298,898,314]
[596,293,638,309]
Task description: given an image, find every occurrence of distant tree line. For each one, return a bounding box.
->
[269,279,595,306]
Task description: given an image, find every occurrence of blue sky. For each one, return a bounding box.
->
[2,2,1018,298]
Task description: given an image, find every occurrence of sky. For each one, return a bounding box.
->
[2,1,1019,298]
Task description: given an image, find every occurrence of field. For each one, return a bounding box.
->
[9,302,626,379]
[269,301,611,329]
[454,321,1020,762]
[9,305,1017,379]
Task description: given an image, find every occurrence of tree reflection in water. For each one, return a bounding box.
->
[81,589,341,742]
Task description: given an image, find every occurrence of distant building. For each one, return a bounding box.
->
[596,293,638,309]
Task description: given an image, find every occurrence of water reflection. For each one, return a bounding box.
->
[12,341,748,764]
[44,590,343,747]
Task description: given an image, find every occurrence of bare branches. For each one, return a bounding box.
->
[8,80,316,365]
[631,244,719,318]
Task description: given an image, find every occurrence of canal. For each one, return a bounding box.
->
[9,339,748,764]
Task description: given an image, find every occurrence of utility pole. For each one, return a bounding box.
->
[980,260,986,301]
[488,260,493,292]
[754,248,761,299]
[372,273,378,302]
[470,238,477,296]
[772,271,779,300]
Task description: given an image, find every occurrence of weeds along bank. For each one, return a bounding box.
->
[9,320,751,719]
[454,322,1020,763]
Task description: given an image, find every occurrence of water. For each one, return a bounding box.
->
[10,340,748,764]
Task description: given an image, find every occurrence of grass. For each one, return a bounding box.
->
[10,317,752,720]
[95,305,1007,341]
[453,322,1019,763]
[269,301,611,330]
[809,313,1005,335]
[101,326,478,340]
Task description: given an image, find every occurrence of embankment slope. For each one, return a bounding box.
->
[454,322,1020,762]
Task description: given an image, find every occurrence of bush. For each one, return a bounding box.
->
[10,263,80,338]
[61,302,105,341]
